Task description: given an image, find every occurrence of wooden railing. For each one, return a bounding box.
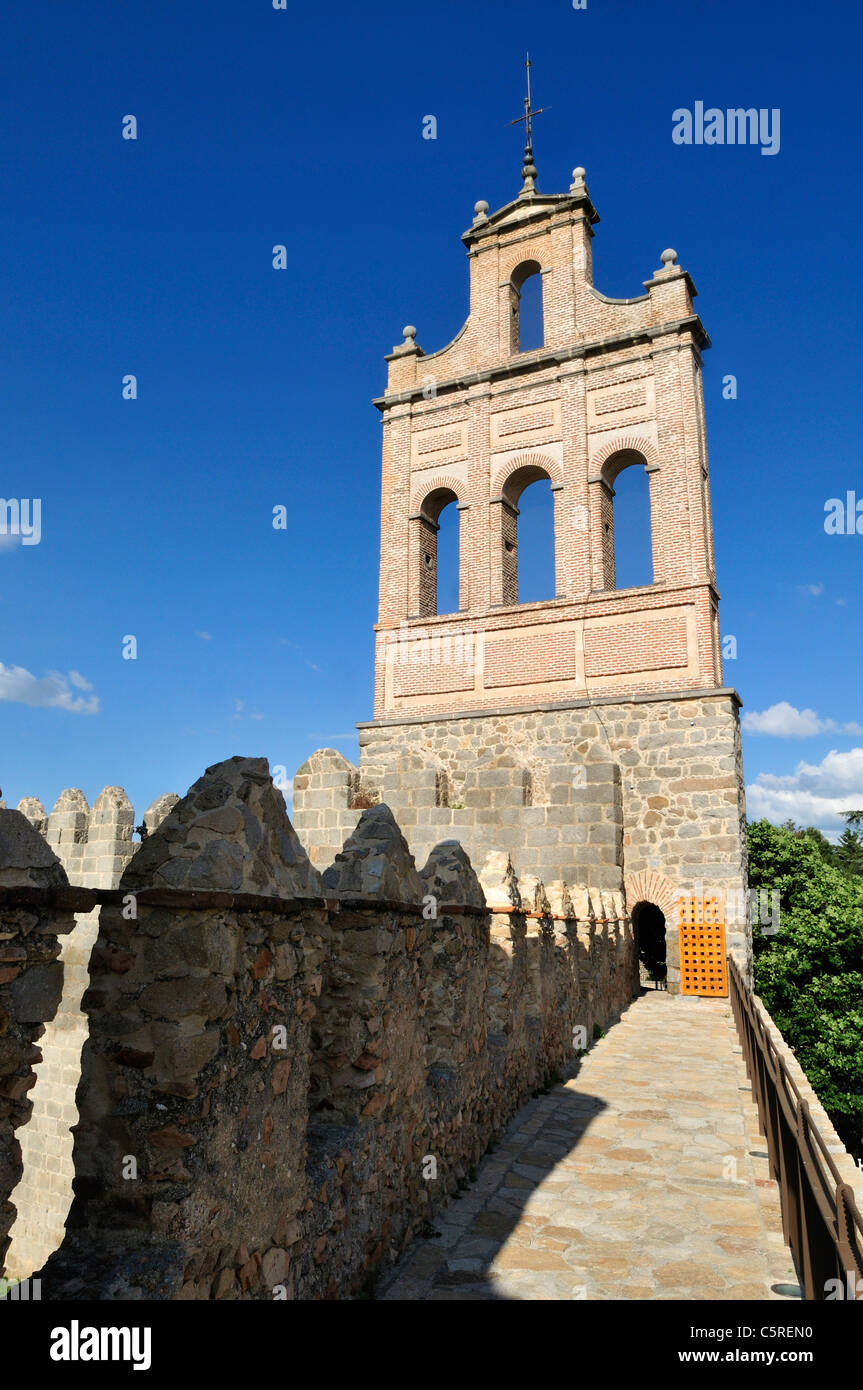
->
[728,955,863,1300]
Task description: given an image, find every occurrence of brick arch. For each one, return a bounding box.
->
[490,451,562,502]
[490,452,561,605]
[409,474,466,617]
[589,435,659,590]
[499,249,550,356]
[499,237,551,282]
[624,868,678,921]
[410,472,465,517]
[589,434,659,477]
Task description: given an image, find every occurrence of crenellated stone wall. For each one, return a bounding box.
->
[292,689,750,990]
[4,786,178,1280]
[31,759,324,1299]
[293,742,625,893]
[0,756,636,1298]
[0,813,75,1272]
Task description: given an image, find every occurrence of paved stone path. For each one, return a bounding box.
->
[379,992,800,1301]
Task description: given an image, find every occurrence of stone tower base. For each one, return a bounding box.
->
[292,686,750,993]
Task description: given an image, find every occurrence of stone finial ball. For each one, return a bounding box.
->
[572,167,586,180]
[474,200,489,215]
[403,325,417,340]
[660,248,678,266]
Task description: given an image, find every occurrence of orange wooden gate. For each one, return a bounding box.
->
[677,897,728,997]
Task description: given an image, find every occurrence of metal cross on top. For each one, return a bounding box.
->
[508,52,548,158]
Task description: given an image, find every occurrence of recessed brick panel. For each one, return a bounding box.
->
[391,654,476,698]
[584,616,689,678]
[593,383,647,415]
[410,420,469,468]
[490,401,562,451]
[485,628,577,688]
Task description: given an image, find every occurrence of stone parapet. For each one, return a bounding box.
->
[0,812,75,1273]
[2,756,636,1298]
[5,783,178,1281]
[294,690,748,980]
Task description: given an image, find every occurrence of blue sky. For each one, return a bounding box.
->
[0,0,861,836]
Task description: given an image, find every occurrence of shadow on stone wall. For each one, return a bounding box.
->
[0,754,636,1299]
[3,787,178,1281]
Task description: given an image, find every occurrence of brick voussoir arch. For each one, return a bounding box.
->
[498,241,550,281]
[410,472,466,518]
[589,435,659,478]
[624,868,678,921]
[490,451,563,502]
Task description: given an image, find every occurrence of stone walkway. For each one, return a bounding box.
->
[378,991,800,1301]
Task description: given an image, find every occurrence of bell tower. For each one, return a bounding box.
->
[372,155,722,719]
[294,125,750,991]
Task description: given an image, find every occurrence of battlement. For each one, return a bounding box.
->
[0,785,178,1279]
[5,787,180,887]
[294,687,751,991]
[1,757,635,1298]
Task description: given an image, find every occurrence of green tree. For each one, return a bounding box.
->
[748,818,863,1161]
[798,826,837,867]
[835,827,863,877]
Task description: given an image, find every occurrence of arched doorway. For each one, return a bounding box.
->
[631,900,667,990]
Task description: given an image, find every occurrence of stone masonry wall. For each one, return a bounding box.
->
[0,813,75,1274]
[293,745,623,892]
[0,756,635,1297]
[4,786,178,1281]
[36,758,325,1299]
[293,688,750,989]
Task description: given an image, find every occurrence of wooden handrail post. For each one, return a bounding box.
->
[726,955,863,1300]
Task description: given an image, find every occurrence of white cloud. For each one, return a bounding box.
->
[232,699,265,721]
[742,701,862,737]
[747,747,863,832]
[196,630,213,642]
[801,582,824,596]
[0,662,99,714]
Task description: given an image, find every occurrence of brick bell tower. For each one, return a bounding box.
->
[372,159,721,715]
[294,126,750,992]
